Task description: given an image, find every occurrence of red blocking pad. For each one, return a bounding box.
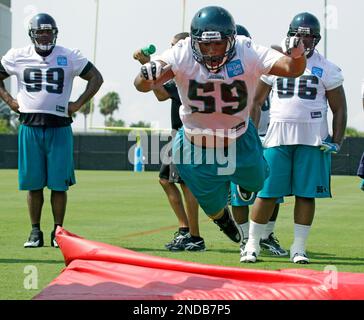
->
[33,227,364,300]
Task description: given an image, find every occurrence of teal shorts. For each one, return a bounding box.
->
[257,145,331,199]
[173,121,269,216]
[230,182,284,206]
[18,125,76,191]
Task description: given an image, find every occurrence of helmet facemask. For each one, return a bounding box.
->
[30,27,58,52]
[288,27,320,56]
[287,12,321,57]
[192,31,236,73]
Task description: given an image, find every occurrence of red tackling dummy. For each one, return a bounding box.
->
[33,227,364,300]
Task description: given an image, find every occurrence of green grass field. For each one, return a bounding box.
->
[0,169,363,300]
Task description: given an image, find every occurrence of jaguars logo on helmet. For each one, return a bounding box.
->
[288,12,321,57]
[28,13,58,53]
[190,6,236,73]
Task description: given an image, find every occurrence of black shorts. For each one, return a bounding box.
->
[159,162,183,184]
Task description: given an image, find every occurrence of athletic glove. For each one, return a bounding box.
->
[140,61,163,80]
[320,141,340,154]
[281,36,305,59]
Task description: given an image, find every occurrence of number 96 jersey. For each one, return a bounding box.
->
[1,45,88,117]
[158,36,283,138]
[261,51,344,124]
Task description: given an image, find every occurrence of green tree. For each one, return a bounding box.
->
[0,101,19,133]
[345,127,364,137]
[129,120,151,128]
[98,92,121,125]
[105,116,125,127]
[0,119,11,134]
[79,100,91,132]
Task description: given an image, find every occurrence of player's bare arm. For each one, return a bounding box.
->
[326,85,347,146]
[251,80,272,128]
[269,36,306,78]
[134,60,174,92]
[152,87,170,101]
[0,72,19,113]
[133,52,170,101]
[68,64,103,116]
[133,49,151,65]
[269,54,306,78]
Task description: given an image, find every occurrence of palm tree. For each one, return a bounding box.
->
[79,100,91,132]
[98,92,121,125]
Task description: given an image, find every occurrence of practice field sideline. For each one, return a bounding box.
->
[0,169,363,300]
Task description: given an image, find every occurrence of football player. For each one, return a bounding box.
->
[133,33,205,252]
[0,13,103,248]
[242,12,347,263]
[229,25,287,257]
[134,6,306,244]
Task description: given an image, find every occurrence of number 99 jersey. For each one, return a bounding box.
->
[158,36,283,139]
[1,45,88,117]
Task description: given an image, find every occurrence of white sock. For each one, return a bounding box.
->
[246,220,266,252]
[262,221,276,240]
[239,222,249,241]
[291,223,311,252]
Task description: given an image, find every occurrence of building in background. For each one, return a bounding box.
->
[0,0,11,118]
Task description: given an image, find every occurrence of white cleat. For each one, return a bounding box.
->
[290,247,309,264]
[240,240,260,263]
[240,250,258,263]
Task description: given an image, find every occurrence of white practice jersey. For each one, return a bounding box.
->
[261,50,343,147]
[1,45,89,117]
[258,97,271,136]
[159,36,284,141]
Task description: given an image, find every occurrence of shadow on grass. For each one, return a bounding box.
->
[262,251,364,267]
[0,259,63,264]
[124,246,240,254]
[125,248,364,267]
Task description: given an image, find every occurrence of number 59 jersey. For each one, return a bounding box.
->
[1,45,89,117]
[159,36,283,138]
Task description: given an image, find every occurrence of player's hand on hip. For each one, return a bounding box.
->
[8,99,20,113]
[133,50,151,65]
[320,141,340,154]
[140,61,163,81]
[281,35,305,59]
[68,101,81,117]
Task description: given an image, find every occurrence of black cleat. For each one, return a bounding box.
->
[50,230,59,248]
[165,230,189,249]
[169,234,206,252]
[24,229,44,248]
[213,207,242,243]
[260,233,288,256]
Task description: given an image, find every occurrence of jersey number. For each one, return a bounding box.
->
[188,79,248,115]
[277,75,318,100]
[24,68,64,94]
